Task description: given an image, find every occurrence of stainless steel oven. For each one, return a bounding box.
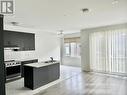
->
[5,60,21,80]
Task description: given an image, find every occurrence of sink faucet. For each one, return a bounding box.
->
[50,57,53,62]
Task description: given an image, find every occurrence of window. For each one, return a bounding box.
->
[90,29,127,75]
[64,37,80,57]
[65,43,70,56]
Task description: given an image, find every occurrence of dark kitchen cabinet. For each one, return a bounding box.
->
[4,31,21,47]
[21,59,38,77]
[21,33,35,51]
[48,63,60,82]
[4,30,35,51]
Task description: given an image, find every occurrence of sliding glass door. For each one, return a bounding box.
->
[90,29,127,75]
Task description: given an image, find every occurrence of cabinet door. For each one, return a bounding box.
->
[48,63,60,82]
[4,31,13,47]
[9,32,23,48]
[34,67,49,89]
[21,33,35,51]
[4,31,23,48]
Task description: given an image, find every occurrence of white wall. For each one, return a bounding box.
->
[80,31,90,71]
[35,31,60,61]
[4,25,60,62]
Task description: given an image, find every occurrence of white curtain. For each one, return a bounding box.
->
[90,28,127,75]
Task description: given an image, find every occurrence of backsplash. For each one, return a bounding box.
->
[4,50,21,61]
[4,50,36,61]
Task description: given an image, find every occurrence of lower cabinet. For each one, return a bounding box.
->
[24,63,60,90]
[21,59,38,77]
[48,64,60,82]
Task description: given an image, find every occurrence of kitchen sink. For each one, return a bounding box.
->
[44,60,57,63]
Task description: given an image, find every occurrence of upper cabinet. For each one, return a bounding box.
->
[4,30,35,51]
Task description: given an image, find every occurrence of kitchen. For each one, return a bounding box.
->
[1,0,127,95]
[0,14,61,95]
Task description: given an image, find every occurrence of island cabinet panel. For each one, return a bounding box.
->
[48,63,60,82]
[24,66,33,89]
[34,66,49,89]
[24,63,60,90]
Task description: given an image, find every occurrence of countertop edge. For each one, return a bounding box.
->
[24,62,60,68]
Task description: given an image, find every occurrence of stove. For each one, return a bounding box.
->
[5,60,21,67]
[4,60,21,80]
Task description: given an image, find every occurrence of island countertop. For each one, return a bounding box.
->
[24,62,60,68]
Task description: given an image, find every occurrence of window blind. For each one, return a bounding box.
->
[64,37,80,43]
[90,28,127,75]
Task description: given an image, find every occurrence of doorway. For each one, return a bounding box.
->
[62,37,81,67]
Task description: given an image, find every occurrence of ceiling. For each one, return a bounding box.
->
[4,0,127,33]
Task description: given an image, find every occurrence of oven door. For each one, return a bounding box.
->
[6,65,21,79]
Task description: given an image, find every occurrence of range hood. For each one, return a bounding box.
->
[4,45,20,50]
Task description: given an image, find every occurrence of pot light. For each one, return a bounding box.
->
[112,0,119,4]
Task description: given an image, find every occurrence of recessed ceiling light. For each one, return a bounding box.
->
[112,0,119,4]
[81,8,89,13]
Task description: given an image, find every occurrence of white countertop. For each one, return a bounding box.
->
[24,62,59,68]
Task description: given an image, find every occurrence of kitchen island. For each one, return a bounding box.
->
[24,62,60,90]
